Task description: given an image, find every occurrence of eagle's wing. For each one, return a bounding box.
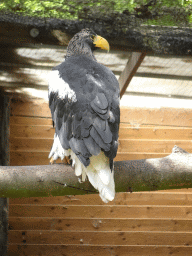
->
[48,55,120,202]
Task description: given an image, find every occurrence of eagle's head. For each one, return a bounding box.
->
[65,28,110,60]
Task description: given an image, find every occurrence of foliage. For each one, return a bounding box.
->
[0,0,191,26]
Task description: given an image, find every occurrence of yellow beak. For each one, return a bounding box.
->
[93,35,110,52]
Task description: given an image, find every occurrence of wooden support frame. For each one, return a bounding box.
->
[119,52,147,98]
[1,95,11,166]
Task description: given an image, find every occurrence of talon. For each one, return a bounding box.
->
[72,159,75,168]
[78,177,83,183]
[50,157,55,165]
[63,156,72,165]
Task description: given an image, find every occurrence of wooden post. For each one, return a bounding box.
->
[119,52,147,98]
[1,95,11,166]
[0,198,8,256]
[0,94,11,255]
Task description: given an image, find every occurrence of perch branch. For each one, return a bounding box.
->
[0,146,192,198]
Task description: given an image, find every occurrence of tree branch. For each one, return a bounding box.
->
[1,146,192,198]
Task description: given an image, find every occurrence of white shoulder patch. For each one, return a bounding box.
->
[48,70,77,102]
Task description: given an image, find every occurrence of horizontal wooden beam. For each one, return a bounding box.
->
[124,91,192,100]
[10,138,192,153]
[8,216,192,232]
[10,151,168,165]
[9,124,192,140]
[8,244,192,256]
[11,101,192,127]
[8,229,192,246]
[8,190,192,205]
[135,72,192,81]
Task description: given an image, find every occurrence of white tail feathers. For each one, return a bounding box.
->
[49,135,115,203]
[85,152,115,203]
[86,166,115,203]
[71,151,115,203]
[98,169,111,185]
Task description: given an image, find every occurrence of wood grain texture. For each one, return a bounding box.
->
[10,137,192,154]
[10,125,54,139]
[118,139,192,153]
[8,217,192,232]
[119,126,192,140]
[8,100,192,255]
[9,192,192,206]
[8,244,192,256]
[10,151,51,166]
[11,100,51,118]
[10,151,168,166]
[10,124,192,140]
[10,116,52,126]
[8,230,192,246]
[9,205,192,219]
[120,107,192,127]
[11,100,192,127]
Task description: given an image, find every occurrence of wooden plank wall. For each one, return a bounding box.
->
[8,191,192,256]
[10,99,192,165]
[8,99,192,255]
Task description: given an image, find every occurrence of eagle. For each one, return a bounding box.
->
[48,28,120,203]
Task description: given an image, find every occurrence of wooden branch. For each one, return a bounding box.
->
[0,146,192,198]
[119,52,147,98]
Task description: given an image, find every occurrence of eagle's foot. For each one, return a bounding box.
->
[50,157,55,165]
[78,177,83,183]
[63,156,72,165]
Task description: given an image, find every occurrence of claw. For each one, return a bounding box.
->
[72,159,75,169]
[50,157,55,165]
[78,177,83,183]
[63,156,72,165]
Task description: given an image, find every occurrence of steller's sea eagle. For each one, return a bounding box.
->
[48,28,120,203]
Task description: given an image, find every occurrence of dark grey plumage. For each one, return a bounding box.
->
[48,28,120,202]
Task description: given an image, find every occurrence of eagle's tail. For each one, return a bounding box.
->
[85,166,115,203]
[70,151,115,203]
[49,135,115,203]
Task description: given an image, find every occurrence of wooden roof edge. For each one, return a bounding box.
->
[0,12,192,56]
